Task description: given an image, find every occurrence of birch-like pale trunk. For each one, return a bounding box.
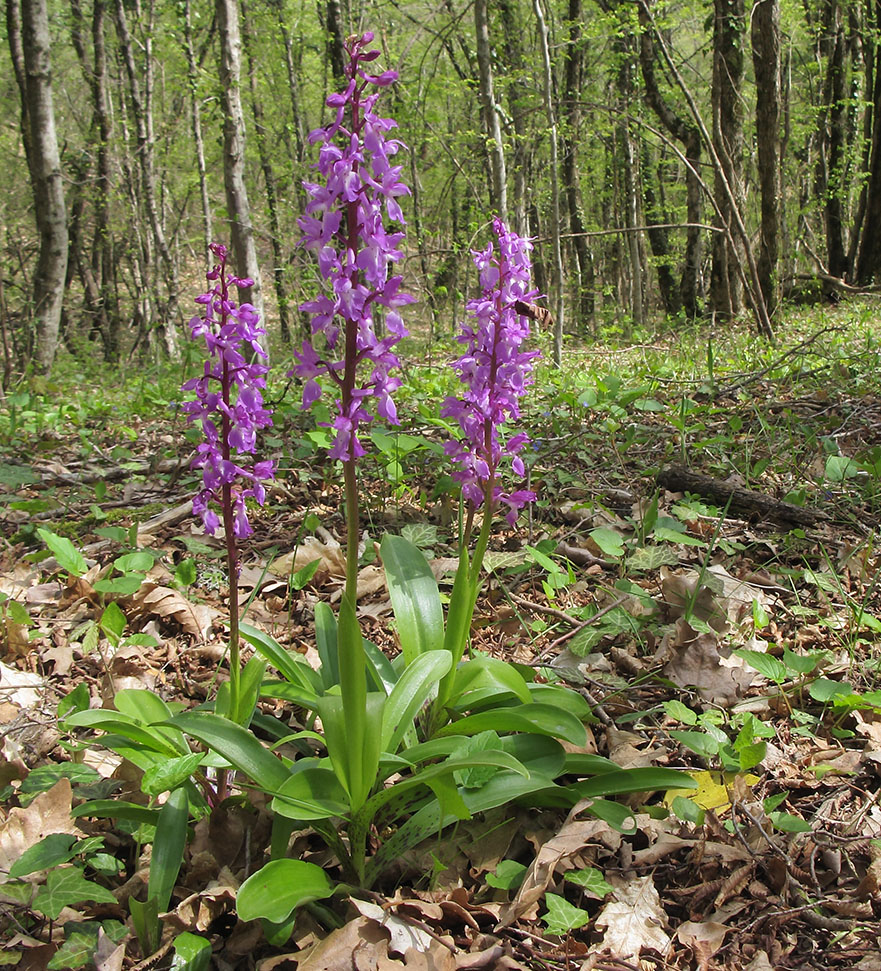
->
[183,0,213,260]
[216,0,264,330]
[16,0,68,374]
[474,0,507,220]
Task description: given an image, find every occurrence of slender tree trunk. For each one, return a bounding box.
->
[114,0,179,358]
[855,0,881,282]
[13,0,68,374]
[636,0,701,318]
[216,0,263,326]
[241,0,289,343]
[498,0,528,235]
[752,0,781,313]
[710,0,746,317]
[183,0,213,259]
[474,0,507,219]
[561,0,595,330]
[532,0,565,364]
[642,142,681,316]
[323,0,346,89]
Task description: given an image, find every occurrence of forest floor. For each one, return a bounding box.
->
[2,305,881,970]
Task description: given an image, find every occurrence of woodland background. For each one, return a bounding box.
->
[6,0,881,373]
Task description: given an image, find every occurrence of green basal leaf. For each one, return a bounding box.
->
[65,709,184,758]
[171,932,212,971]
[669,730,720,759]
[72,800,161,825]
[381,650,451,753]
[733,649,787,684]
[318,692,384,812]
[99,601,127,642]
[435,704,587,747]
[236,860,334,923]
[148,786,189,913]
[449,653,532,708]
[381,533,445,665]
[167,712,289,792]
[314,602,340,690]
[573,767,696,798]
[271,765,350,821]
[582,798,638,832]
[37,528,87,577]
[93,574,145,596]
[588,527,626,559]
[240,621,322,698]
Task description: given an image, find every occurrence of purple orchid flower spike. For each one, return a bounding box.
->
[182,242,275,541]
[442,217,541,526]
[289,32,413,466]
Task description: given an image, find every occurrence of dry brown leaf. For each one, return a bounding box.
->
[296,915,390,971]
[496,812,619,928]
[676,921,729,971]
[593,874,671,959]
[270,538,346,580]
[0,779,83,886]
[0,661,43,709]
[129,585,218,640]
[661,622,756,706]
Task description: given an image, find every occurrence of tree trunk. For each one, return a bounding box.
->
[14,0,68,374]
[183,0,213,260]
[242,0,289,343]
[498,0,529,235]
[642,142,681,316]
[561,0,595,331]
[710,0,746,317]
[855,0,881,282]
[114,0,179,358]
[216,0,263,326]
[474,0,507,219]
[751,0,781,313]
[636,0,701,318]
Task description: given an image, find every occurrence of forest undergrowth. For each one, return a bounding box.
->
[1,305,881,970]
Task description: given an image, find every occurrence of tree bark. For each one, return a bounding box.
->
[636,0,701,318]
[855,0,881,282]
[14,0,68,374]
[216,0,263,326]
[183,0,213,260]
[561,0,595,330]
[752,0,782,313]
[710,0,746,317]
[474,0,507,220]
[241,0,290,343]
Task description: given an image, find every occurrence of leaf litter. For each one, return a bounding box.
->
[3,319,881,968]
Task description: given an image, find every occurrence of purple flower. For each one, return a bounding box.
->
[289,33,413,463]
[442,218,541,525]
[182,242,275,538]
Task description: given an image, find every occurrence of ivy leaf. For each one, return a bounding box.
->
[543,892,591,935]
[485,860,527,890]
[10,833,77,878]
[32,867,117,920]
[564,867,614,899]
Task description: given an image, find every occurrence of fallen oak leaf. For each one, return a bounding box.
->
[593,874,671,959]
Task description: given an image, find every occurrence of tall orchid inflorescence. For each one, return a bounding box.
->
[182,242,274,731]
[442,217,540,528]
[182,242,274,543]
[291,31,412,470]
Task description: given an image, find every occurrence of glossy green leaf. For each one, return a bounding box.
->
[435,704,587,747]
[381,534,444,664]
[449,654,531,707]
[149,786,189,913]
[167,711,289,792]
[64,709,183,757]
[543,892,590,934]
[573,767,696,798]
[271,766,350,821]
[171,932,212,971]
[72,800,161,825]
[236,860,333,923]
[130,895,161,955]
[381,650,451,752]
[314,602,339,690]
[239,622,321,698]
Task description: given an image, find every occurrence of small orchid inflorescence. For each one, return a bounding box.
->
[290,32,413,463]
[182,242,274,541]
[442,217,540,525]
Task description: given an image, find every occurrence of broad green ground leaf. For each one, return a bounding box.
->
[240,621,321,696]
[486,860,527,890]
[9,834,77,878]
[32,867,116,920]
[72,800,161,825]
[733,649,786,684]
[589,527,626,558]
[381,650,451,752]
[236,860,333,923]
[271,766,350,820]
[37,528,86,577]
[574,767,697,798]
[435,704,587,747]
[19,763,100,798]
[148,787,189,912]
